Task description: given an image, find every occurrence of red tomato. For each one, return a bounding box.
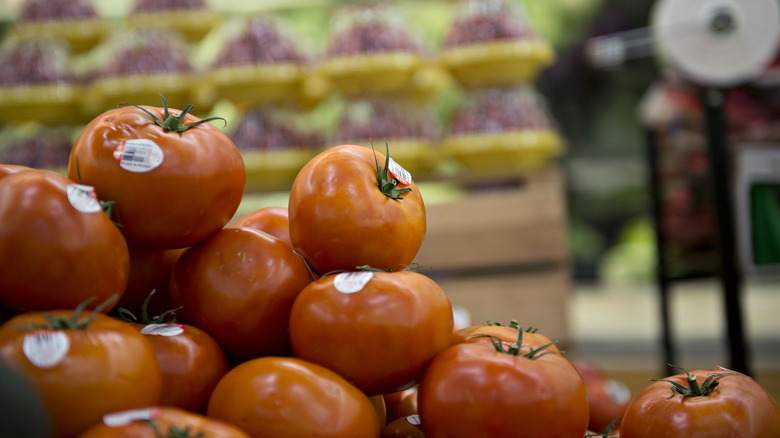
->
[382,415,425,438]
[289,270,454,396]
[207,356,381,438]
[288,144,426,276]
[230,206,292,247]
[67,96,245,249]
[0,302,162,438]
[78,406,250,438]
[115,247,185,318]
[370,395,388,427]
[0,169,129,313]
[383,386,419,425]
[169,227,313,363]
[620,367,780,437]
[128,319,229,414]
[0,163,30,178]
[417,331,589,438]
[572,360,631,434]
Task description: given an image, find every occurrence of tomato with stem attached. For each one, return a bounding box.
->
[119,290,229,414]
[288,143,426,276]
[418,329,589,438]
[289,269,454,396]
[0,297,162,438]
[0,169,129,313]
[68,94,245,249]
[620,366,780,437]
[78,406,250,438]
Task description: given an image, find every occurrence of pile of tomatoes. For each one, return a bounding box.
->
[1,97,779,438]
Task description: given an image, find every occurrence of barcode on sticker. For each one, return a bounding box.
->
[141,323,184,337]
[333,272,374,294]
[66,184,102,213]
[113,139,163,172]
[103,407,162,427]
[388,158,412,185]
[22,330,70,369]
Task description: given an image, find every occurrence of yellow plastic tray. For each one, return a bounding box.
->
[0,83,86,125]
[82,73,198,117]
[317,52,443,99]
[125,9,221,42]
[439,39,555,88]
[10,18,106,53]
[441,130,564,172]
[243,148,319,192]
[198,63,312,108]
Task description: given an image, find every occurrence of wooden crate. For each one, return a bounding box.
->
[414,165,572,345]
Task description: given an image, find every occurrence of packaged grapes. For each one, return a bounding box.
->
[126,0,220,43]
[11,0,105,53]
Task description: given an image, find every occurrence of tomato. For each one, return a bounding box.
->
[169,227,313,363]
[370,395,388,427]
[0,300,162,438]
[381,415,425,438]
[120,296,229,414]
[0,163,30,178]
[620,367,780,437]
[383,386,419,425]
[451,321,561,353]
[417,330,589,438]
[114,246,185,318]
[572,360,631,435]
[0,169,129,313]
[230,206,292,247]
[207,356,381,438]
[289,270,454,396]
[288,143,426,276]
[78,406,250,438]
[67,95,245,249]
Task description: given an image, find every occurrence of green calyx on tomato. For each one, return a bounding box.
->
[26,296,117,330]
[118,289,182,325]
[650,365,734,399]
[478,328,559,359]
[372,140,412,200]
[120,93,226,134]
[145,420,205,438]
[585,417,620,437]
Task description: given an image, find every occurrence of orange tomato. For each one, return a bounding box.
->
[78,406,250,438]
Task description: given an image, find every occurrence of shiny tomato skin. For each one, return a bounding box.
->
[383,386,419,425]
[572,360,631,434]
[0,312,162,438]
[132,322,229,414]
[417,340,589,438]
[68,104,245,249]
[288,144,426,276]
[0,163,30,178]
[230,206,292,247]
[206,356,381,438]
[381,416,426,438]
[78,406,250,438]
[0,169,130,313]
[115,247,186,318]
[620,369,780,438]
[289,270,454,396]
[169,227,313,363]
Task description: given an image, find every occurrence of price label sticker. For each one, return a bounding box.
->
[388,158,412,185]
[66,184,102,213]
[333,272,374,294]
[22,330,70,369]
[113,139,163,173]
[140,323,185,337]
[103,407,162,427]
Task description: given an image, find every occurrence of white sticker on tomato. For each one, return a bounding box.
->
[388,157,412,185]
[141,323,184,337]
[22,330,70,369]
[333,272,374,294]
[113,139,163,172]
[407,415,421,426]
[66,184,102,213]
[103,407,162,427]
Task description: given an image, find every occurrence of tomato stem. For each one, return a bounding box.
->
[650,365,734,398]
[476,329,559,360]
[28,295,118,330]
[145,420,205,438]
[371,140,412,200]
[120,93,226,133]
[118,289,182,325]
